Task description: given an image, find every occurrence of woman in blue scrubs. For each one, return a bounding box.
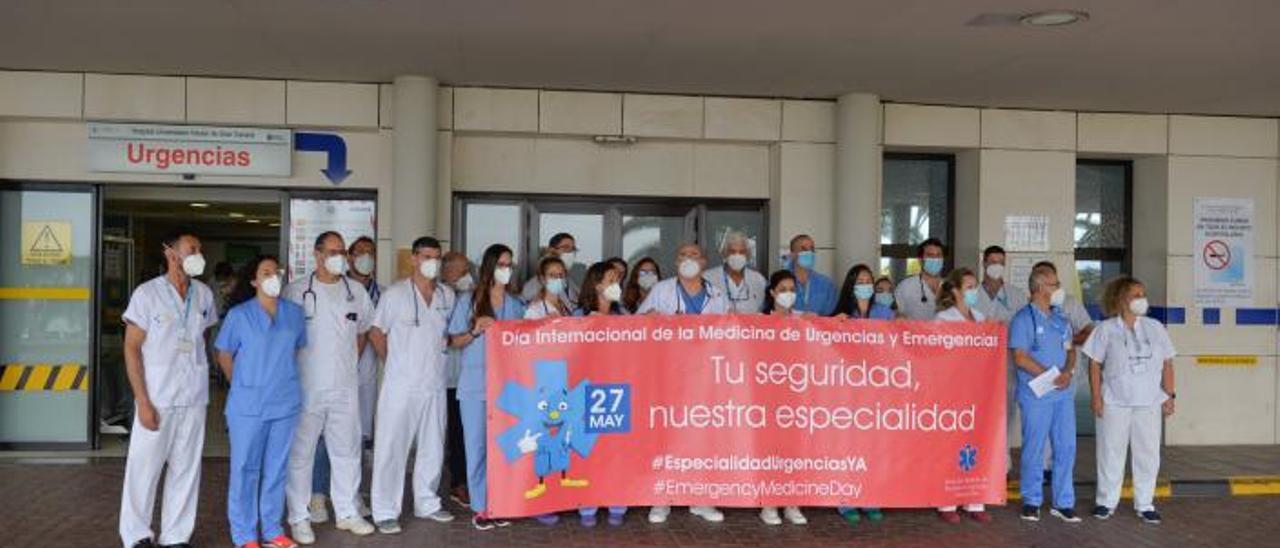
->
[448,244,526,530]
[215,255,308,548]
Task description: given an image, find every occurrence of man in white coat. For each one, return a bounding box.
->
[282,231,376,543]
[119,229,218,548]
[368,237,458,534]
[705,231,767,314]
[638,243,727,523]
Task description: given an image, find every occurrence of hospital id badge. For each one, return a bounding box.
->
[1062,339,1072,351]
[176,337,195,354]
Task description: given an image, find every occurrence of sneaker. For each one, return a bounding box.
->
[1092,506,1113,520]
[450,486,471,508]
[648,505,671,524]
[784,506,807,525]
[416,509,455,523]
[1020,505,1040,522]
[494,517,512,527]
[336,516,375,536]
[864,508,884,521]
[131,540,156,548]
[291,521,316,545]
[472,516,496,531]
[265,535,297,548]
[375,520,401,535]
[607,511,625,527]
[967,510,993,523]
[1139,510,1162,524]
[580,512,598,528]
[690,505,724,523]
[760,507,782,526]
[1051,508,1082,523]
[307,494,329,524]
[938,510,961,524]
[839,508,861,525]
[534,513,560,526]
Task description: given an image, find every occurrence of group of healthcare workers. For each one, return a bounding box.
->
[119,226,1178,548]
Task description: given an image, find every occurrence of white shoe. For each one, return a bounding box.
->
[784,506,807,525]
[308,494,329,524]
[690,505,724,523]
[336,516,375,536]
[292,521,316,545]
[417,509,456,523]
[648,505,671,524]
[760,507,782,525]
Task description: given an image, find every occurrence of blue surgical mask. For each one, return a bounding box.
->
[964,288,980,307]
[853,283,874,301]
[923,257,944,276]
[545,277,566,295]
[874,292,894,308]
[796,251,816,270]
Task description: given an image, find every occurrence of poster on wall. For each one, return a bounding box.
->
[1002,215,1051,252]
[1193,197,1254,307]
[288,198,377,282]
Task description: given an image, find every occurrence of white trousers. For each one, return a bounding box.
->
[371,388,447,522]
[119,405,207,547]
[1096,403,1162,512]
[286,390,363,523]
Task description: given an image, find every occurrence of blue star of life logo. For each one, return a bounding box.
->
[958,444,978,472]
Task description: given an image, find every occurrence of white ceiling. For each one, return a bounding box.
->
[3,0,1279,116]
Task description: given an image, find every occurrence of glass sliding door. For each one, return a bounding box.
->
[0,185,97,448]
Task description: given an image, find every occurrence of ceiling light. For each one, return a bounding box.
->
[593,135,638,145]
[245,219,261,224]
[1020,10,1088,27]
[228,212,245,218]
[269,222,281,227]
[190,202,209,208]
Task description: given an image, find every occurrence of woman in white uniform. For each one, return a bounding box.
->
[524,257,574,321]
[1084,276,1176,524]
[622,257,661,314]
[759,270,809,526]
[933,267,993,524]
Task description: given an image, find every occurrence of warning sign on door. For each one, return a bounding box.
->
[1193,198,1253,307]
[21,221,72,266]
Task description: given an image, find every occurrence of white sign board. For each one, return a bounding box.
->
[87,123,292,176]
[1193,197,1254,307]
[1006,254,1053,292]
[1003,215,1051,252]
[288,198,377,282]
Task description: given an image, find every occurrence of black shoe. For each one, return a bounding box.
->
[131,540,155,548]
[472,516,496,530]
[1091,505,1113,520]
[1051,507,1082,523]
[1020,505,1040,521]
[1139,510,1162,524]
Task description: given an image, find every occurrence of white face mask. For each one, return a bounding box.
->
[602,283,622,302]
[678,258,701,280]
[259,274,282,298]
[1129,297,1150,316]
[985,263,1005,280]
[725,253,748,272]
[453,273,475,292]
[181,252,206,277]
[323,254,347,276]
[637,271,658,290]
[559,251,577,266]
[419,258,441,279]
[353,253,375,276]
[493,266,513,285]
[1050,287,1066,307]
[774,291,797,309]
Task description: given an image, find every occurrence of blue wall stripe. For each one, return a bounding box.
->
[1149,306,1186,325]
[1235,308,1279,326]
[1203,308,1221,325]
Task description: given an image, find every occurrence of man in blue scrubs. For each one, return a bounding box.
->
[1008,262,1080,523]
[215,256,308,548]
[786,234,837,316]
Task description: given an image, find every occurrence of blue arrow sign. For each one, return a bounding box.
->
[294,132,352,185]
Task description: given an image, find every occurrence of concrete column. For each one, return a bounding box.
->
[391,75,439,277]
[834,93,882,270]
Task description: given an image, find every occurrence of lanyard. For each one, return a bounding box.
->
[677,282,708,315]
[723,270,750,302]
[795,274,812,310]
[168,281,194,335]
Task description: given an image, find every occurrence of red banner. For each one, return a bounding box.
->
[485,314,1007,518]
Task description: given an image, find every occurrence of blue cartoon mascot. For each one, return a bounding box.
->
[497,359,599,499]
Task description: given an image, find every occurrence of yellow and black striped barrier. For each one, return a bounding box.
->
[0,363,89,392]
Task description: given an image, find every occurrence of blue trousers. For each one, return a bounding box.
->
[460,398,488,514]
[1018,394,1076,508]
[228,413,298,546]
[312,436,331,495]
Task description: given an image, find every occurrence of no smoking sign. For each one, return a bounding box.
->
[1203,239,1231,270]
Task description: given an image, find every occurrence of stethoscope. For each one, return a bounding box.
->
[303,271,354,320]
[919,276,934,304]
[1028,305,1068,353]
[676,277,715,315]
[410,280,453,328]
[722,270,752,303]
